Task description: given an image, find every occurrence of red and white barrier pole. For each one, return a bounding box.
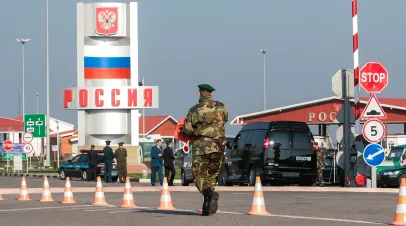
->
[353,0,360,134]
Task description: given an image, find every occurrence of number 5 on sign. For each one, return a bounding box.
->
[362,119,386,143]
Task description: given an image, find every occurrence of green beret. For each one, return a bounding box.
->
[118,142,124,145]
[198,84,215,92]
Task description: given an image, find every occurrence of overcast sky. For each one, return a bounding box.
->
[1,0,405,141]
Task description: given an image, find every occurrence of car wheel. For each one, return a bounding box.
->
[248,166,256,186]
[218,168,226,186]
[81,170,88,181]
[218,167,232,186]
[181,170,189,186]
[112,176,118,182]
[59,170,66,180]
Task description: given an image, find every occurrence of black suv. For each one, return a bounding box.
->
[218,121,317,186]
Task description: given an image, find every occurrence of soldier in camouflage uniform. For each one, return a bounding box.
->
[316,146,326,187]
[181,84,228,216]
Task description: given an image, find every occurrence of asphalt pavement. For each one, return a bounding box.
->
[0,177,399,225]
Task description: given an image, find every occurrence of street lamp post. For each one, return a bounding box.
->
[45,0,51,167]
[260,49,267,111]
[16,38,31,118]
[56,120,59,168]
[36,92,39,167]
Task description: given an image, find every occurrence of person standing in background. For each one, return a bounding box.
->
[103,140,115,183]
[150,139,164,186]
[163,140,176,186]
[115,142,127,183]
[87,145,98,182]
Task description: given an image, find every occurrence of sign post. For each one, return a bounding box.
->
[360,61,389,188]
[23,142,34,174]
[2,140,13,173]
[332,69,355,187]
[24,114,45,171]
[22,132,34,174]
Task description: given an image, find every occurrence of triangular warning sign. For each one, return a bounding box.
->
[361,94,387,119]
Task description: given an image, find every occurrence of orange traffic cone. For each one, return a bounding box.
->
[92,176,108,206]
[18,176,31,201]
[61,177,76,204]
[247,176,269,215]
[157,177,175,210]
[40,176,54,202]
[391,177,406,225]
[120,177,136,208]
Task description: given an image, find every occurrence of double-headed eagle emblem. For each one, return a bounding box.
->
[97,9,117,31]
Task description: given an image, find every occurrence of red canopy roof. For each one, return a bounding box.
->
[0,117,24,132]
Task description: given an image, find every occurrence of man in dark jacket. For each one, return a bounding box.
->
[103,140,115,183]
[163,140,176,186]
[87,145,99,182]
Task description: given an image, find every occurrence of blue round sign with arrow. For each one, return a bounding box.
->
[363,143,385,167]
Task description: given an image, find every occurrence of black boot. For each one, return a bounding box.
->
[209,191,219,215]
[202,188,213,216]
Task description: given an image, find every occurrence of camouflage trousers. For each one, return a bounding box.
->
[192,152,223,195]
[317,168,324,184]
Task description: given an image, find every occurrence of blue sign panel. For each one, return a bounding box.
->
[363,143,385,167]
[0,143,24,153]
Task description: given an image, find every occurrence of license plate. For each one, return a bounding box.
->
[282,172,300,178]
[296,156,311,161]
[111,172,117,176]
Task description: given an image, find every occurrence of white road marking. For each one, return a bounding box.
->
[85,208,117,212]
[107,210,135,214]
[230,193,250,195]
[0,203,387,225]
[296,196,333,199]
[62,207,105,211]
[106,206,385,225]
[269,214,386,225]
[0,205,91,212]
[84,204,117,211]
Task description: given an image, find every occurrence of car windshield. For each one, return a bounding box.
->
[292,131,313,150]
[387,147,404,160]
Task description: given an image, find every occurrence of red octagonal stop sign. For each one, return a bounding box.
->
[2,140,13,151]
[359,62,388,94]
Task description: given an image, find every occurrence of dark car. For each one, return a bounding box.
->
[377,166,406,187]
[179,135,234,186]
[58,151,119,182]
[218,121,318,186]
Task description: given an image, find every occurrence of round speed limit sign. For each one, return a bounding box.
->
[23,143,34,154]
[362,119,386,143]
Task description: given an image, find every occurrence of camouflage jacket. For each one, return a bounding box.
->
[317,148,326,169]
[181,96,228,156]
